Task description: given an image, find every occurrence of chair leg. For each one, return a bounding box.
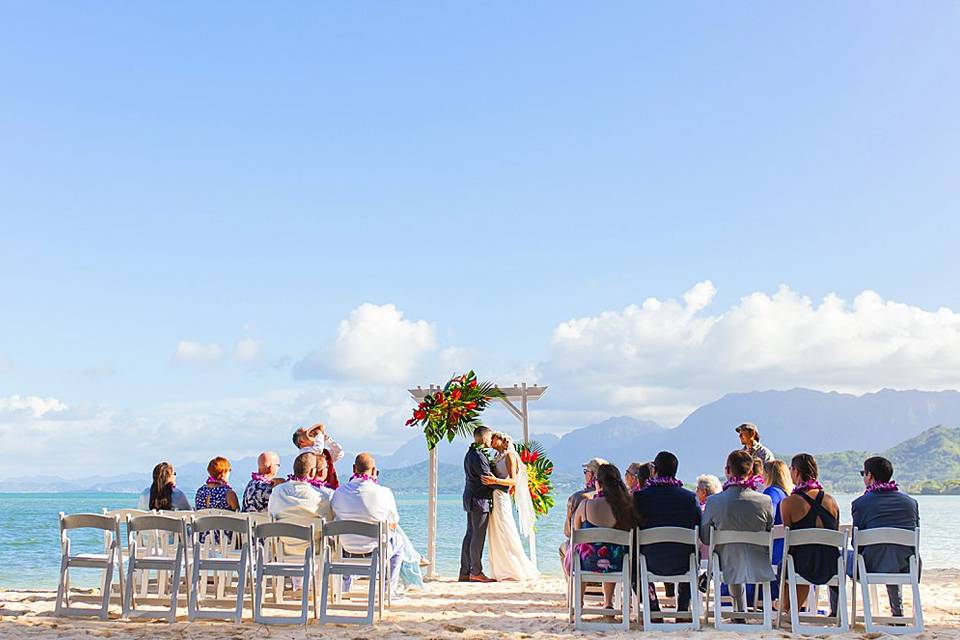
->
[99,557,114,620]
[55,559,68,615]
[168,561,181,623]
[621,570,630,631]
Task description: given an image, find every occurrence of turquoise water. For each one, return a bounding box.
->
[1,493,955,589]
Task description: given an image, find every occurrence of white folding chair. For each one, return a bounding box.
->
[122,514,186,622]
[253,521,318,625]
[776,527,849,633]
[55,513,124,619]
[102,508,151,598]
[705,527,773,631]
[269,514,324,604]
[851,527,923,635]
[636,526,701,631]
[319,520,384,626]
[188,515,251,622]
[571,527,632,631]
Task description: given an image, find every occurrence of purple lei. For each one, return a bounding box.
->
[792,479,824,494]
[593,490,605,499]
[206,476,231,489]
[350,473,378,484]
[748,475,766,491]
[309,478,334,490]
[250,472,272,483]
[723,476,756,491]
[645,476,683,488]
[866,481,899,494]
[585,480,597,492]
[287,474,311,483]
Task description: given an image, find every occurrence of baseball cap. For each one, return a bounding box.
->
[581,457,609,473]
[735,422,760,438]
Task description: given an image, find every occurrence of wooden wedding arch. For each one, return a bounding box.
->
[407,382,548,580]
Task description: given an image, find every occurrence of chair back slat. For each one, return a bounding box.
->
[255,521,313,541]
[636,525,698,546]
[322,519,380,539]
[195,508,236,518]
[711,528,771,547]
[571,526,632,546]
[62,513,119,532]
[853,526,918,549]
[127,514,184,534]
[192,515,249,534]
[785,527,847,549]
[244,512,272,526]
[155,510,193,520]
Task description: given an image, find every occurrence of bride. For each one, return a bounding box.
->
[485,431,541,581]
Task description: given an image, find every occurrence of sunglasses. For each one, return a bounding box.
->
[859,470,867,477]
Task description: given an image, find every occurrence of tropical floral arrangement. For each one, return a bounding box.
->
[405,371,503,450]
[514,440,555,518]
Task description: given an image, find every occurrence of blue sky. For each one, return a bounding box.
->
[1,3,958,477]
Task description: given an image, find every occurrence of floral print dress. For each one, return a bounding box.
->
[576,519,628,572]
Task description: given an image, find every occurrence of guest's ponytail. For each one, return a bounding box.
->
[596,464,637,531]
[149,462,175,511]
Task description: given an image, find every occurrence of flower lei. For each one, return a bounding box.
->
[206,477,231,488]
[350,473,378,484]
[748,475,765,491]
[250,472,272,483]
[792,478,824,494]
[645,476,683,488]
[723,476,756,490]
[593,490,605,499]
[866,481,899,493]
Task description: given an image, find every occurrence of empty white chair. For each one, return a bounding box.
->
[102,508,151,598]
[852,527,923,634]
[55,512,124,619]
[253,521,318,625]
[188,515,251,622]
[319,520,384,625]
[636,526,701,630]
[122,514,186,622]
[571,527,632,631]
[706,527,773,631]
[777,527,849,633]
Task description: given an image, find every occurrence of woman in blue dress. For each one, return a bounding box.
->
[763,460,792,601]
[572,464,638,612]
[195,457,239,543]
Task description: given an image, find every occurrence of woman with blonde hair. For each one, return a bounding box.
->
[763,460,792,591]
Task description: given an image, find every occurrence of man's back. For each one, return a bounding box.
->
[852,490,920,573]
[701,487,775,583]
[634,485,701,575]
[268,481,332,521]
[332,479,399,553]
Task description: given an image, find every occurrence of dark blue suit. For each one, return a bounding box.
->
[633,484,702,611]
[460,447,496,577]
[850,490,920,616]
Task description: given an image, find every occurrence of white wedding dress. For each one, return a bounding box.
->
[487,449,541,581]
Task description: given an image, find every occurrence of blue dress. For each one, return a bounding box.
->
[195,484,236,542]
[576,519,628,573]
[763,485,787,565]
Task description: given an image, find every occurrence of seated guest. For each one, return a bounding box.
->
[293,422,343,488]
[634,451,701,612]
[695,474,723,511]
[332,453,423,594]
[625,461,654,493]
[749,457,765,490]
[138,462,191,511]
[242,451,283,512]
[309,450,335,498]
[851,456,920,618]
[736,422,775,465]
[700,450,775,612]
[560,457,608,575]
[763,460,793,570]
[572,464,638,611]
[779,454,840,613]
[196,456,240,511]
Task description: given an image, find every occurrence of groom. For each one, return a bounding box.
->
[459,425,501,583]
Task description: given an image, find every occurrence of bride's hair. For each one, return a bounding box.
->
[492,431,513,450]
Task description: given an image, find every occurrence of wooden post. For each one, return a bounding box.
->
[521,383,537,566]
[426,445,438,580]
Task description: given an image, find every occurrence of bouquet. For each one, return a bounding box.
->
[405,371,503,450]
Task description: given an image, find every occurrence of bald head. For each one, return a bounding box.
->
[293,452,317,478]
[257,451,280,477]
[354,452,375,475]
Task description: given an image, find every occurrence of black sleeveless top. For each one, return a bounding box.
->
[788,490,841,585]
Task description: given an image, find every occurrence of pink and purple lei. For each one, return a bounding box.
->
[792,478,824,494]
[865,481,899,494]
[645,476,683,488]
[351,473,378,484]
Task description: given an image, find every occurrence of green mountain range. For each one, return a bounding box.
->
[781,425,960,494]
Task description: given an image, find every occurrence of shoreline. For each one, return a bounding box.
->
[2,570,958,638]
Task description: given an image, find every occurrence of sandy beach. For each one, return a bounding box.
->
[1,571,958,639]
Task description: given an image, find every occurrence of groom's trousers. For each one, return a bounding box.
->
[460,511,488,577]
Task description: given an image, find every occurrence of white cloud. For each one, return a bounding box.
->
[295,303,437,384]
[547,281,960,425]
[174,340,223,365]
[234,338,263,364]
[0,395,67,419]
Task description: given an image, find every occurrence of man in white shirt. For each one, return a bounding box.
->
[293,422,344,462]
[268,452,333,556]
[331,453,403,593]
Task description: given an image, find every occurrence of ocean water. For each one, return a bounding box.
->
[1,492,956,589]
